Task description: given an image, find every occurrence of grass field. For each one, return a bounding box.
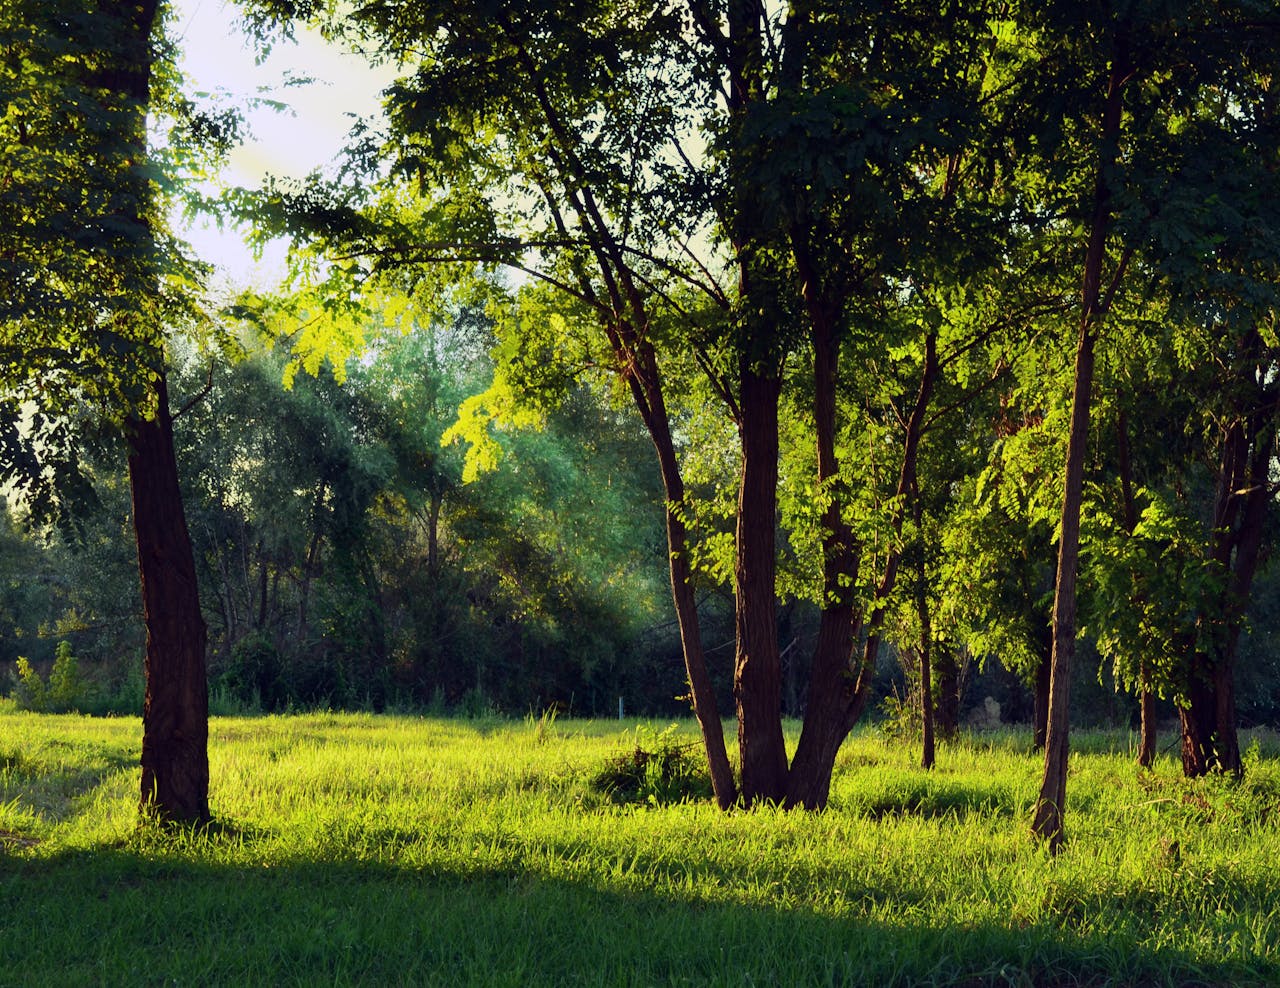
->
[1,709,1277,986]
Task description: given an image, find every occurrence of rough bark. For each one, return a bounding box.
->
[94,0,211,823]
[735,364,789,804]
[129,376,210,823]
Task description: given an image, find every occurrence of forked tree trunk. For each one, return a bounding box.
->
[128,376,210,823]
[786,332,938,808]
[1181,380,1275,777]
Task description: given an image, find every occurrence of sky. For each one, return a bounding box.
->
[168,0,395,287]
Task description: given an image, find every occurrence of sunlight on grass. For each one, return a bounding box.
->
[2,713,1277,985]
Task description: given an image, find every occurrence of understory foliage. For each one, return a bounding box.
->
[2,310,712,717]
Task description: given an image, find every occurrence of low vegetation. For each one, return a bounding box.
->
[2,711,1277,986]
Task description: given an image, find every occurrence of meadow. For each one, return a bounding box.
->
[1,708,1277,986]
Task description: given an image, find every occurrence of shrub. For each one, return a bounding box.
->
[12,656,47,711]
[11,642,87,713]
[591,724,712,805]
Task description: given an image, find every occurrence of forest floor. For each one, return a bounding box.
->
[0,708,1277,986]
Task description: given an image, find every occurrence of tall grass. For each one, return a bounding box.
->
[1,712,1277,986]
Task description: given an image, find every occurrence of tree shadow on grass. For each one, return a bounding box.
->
[1,844,1273,987]
[0,743,136,825]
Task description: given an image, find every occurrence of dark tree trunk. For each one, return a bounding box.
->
[1116,409,1158,766]
[1032,326,1095,850]
[1138,684,1157,768]
[94,0,210,824]
[787,333,938,807]
[784,271,860,809]
[1032,31,1129,852]
[934,648,960,740]
[1181,372,1276,777]
[646,398,737,806]
[128,376,210,823]
[920,643,936,770]
[1032,643,1051,753]
[735,364,789,804]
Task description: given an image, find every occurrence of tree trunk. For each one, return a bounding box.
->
[128,375,210,823]
[1117,408,1158,767]
[787,333,938,808]
[1031,325,1095,850]
[1138,684,1157,768]
[1032,639,1051,752]
[1180,378,1275,776]
[1031,29,1129,851]
[784,273,860,809]
[920,643,936,770]
[735,363,789,804]
[935,648,960,740]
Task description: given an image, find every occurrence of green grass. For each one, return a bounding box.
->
[1,712,1278,986]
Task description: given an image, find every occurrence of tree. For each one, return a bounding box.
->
[233,0,1037,809]
[0,0,210,821]
[1017,1,1280,847]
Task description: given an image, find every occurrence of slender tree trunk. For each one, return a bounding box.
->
[1032,636,1051,752]
[1031,30,1129,851]
[1138,686,1157,768]
[1031,326,1095,850]
[935,648,960,739]
[297,483,325,645]
[129,376,210,823]
[648,412,737,807]
[255,545,270,630]
[919,636,935,770]
[1116,409,1158,767]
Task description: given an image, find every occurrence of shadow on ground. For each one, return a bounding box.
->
[1,841,1271,988]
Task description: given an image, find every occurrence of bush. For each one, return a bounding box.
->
[12,656,46,711]
[11,642,88,713]
[591,724,712,805]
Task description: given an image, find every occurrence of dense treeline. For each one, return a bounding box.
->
[2,318,729,718]
[3,0,1280,839]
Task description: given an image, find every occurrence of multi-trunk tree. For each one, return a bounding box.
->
[237,0,1023,809]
